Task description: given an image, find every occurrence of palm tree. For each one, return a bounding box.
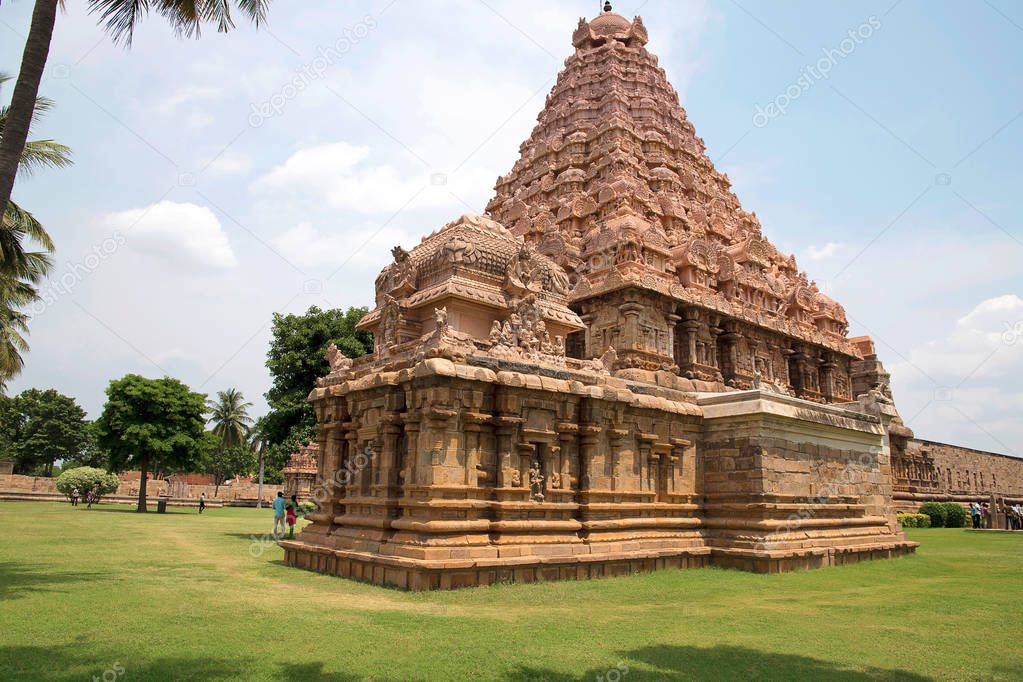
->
[0,74,69,389]
[207,388,254,449]
[0,0,271,223]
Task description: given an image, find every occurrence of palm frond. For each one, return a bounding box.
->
[88,0,152,47]
[235,0,267,26]
[16,139,72,176]
[2,201,56,253]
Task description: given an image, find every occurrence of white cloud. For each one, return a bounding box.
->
[805,242,845,260]
[254,141,492,214]
[151,85,220,115]
[890,295,1023,455]
[205,150,253,176]
[103,200,238,269]
[186,112,216,129]
[271,221,419,270]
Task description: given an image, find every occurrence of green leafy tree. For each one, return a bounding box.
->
[199,435,256,496]
[66,422,110,469]
[95,374,206,512]
[263,306,372,448]
[0,387,89,475]
[0,0,270,227]
[55,466,119,507]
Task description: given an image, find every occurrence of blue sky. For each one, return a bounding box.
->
[1,0,1021,455]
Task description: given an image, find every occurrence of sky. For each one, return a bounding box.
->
[0,0,1020,456]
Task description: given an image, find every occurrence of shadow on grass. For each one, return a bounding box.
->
[221,532,278,540]
[0,563,111,602]
[0,645,242,681]
[273,661,360,681]
[0,645,362,681]
[505,645,934,681]
[83,505,193,515]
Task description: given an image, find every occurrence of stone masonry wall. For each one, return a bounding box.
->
[0,474,282,503]
[908,439,1023,497]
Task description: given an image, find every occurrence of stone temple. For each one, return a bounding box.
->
[281,6,922,589]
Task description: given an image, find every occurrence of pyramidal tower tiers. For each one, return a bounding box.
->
[282,7,916,590]
[487,9,855,391]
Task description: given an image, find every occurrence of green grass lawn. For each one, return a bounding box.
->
[0,503,1020,681]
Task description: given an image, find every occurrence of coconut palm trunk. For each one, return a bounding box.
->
[0,0,59,222]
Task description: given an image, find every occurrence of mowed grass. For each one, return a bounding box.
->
[0,503,1020,681]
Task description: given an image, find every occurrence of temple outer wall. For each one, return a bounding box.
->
[0,474,282,505]
[893,439,1023,510]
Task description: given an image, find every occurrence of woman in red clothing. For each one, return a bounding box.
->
[285,495,298,539]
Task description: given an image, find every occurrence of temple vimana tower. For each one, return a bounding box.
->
[281,5,922,589]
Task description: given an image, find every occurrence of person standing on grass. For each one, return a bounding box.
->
[272,491,287,538]
[286,495,298,539]
[970,502,981,529]
[198,493,206,514]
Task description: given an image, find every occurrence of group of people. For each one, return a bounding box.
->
[969,502,991,529]
[272,492,300,539]
[192,491,303,539]
[969,501,1023,530]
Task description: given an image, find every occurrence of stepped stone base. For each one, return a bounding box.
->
[281,538,915,590]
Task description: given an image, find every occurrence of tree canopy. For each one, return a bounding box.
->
[95,374,206,511]
[0,388,90,475]
[263,306,372,449]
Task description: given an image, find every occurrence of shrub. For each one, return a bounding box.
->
[55,467,120,507]
[918,502,947,529]
[942,502,968,528]
[897,513,931,528]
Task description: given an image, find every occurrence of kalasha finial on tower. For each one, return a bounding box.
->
[603,1,613,12]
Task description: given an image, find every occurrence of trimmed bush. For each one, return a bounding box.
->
[897,513,931,528]
[55,467,120,507]
[942,502,968,528]
[918,502,947,528]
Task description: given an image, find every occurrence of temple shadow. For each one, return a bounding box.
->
[504,645,935,681]
[0,645,241,681]
[0,563,111,602]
